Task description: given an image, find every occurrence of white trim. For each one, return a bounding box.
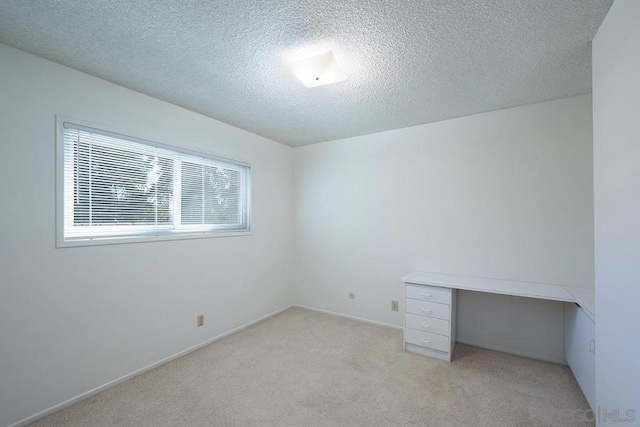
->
[55,114,253,248]
[293,304,566,364]
[8,305,294,427]
[58,230,254,248]
[56,115,252,167]
[4,304,566,427]
[455,338,568,366]
[293,304,403,331]
[55,115,66,248]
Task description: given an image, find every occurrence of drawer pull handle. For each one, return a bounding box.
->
[421,323,431,330]
[421,339,431,346]
[421,308,433,315]
[422,293,433,299]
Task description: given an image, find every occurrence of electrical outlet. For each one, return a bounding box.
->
[391,300,399,311]
[197,314,204,327]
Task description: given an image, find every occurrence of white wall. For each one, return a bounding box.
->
[294,95,594,362]
[0,44,293,427]
[0,38,601,426]
[593,0,640,421]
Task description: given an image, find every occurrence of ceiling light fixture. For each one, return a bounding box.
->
[289,50,348,88]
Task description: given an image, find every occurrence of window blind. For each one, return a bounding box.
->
[61,122,250,243]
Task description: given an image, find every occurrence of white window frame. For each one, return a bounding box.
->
[56,116,252,247]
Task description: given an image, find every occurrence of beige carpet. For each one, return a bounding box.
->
[30,307,592,427]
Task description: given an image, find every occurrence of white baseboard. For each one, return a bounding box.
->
[293,305,565,365]
[7,305,294,427]
[455,339,567,366]
[292,304,567,366]
[8,304,565,427]
[293,304,403,331]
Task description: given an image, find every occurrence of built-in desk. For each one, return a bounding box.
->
[401,271,596,408]
[402,271,595,320]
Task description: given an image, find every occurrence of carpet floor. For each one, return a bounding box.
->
[30,307,592,426]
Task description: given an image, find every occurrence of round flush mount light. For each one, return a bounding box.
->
[289,50,348,88]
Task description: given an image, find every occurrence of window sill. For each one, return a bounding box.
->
[56,230,253,248]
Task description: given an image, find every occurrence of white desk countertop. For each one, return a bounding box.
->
[402,271,595,321]
[563,286,595,321]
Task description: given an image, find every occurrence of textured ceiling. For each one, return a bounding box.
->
[0,0,612,147]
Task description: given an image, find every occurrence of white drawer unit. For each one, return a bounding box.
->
[403,282,456,362]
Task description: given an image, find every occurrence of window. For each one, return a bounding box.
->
[57,118,251,246]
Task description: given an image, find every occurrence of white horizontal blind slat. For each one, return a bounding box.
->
[61,122,250,243]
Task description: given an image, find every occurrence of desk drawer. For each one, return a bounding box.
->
[406,299,450,320]
[405,328,449,353]
[405,313,450,336]
[406,284,450,304]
